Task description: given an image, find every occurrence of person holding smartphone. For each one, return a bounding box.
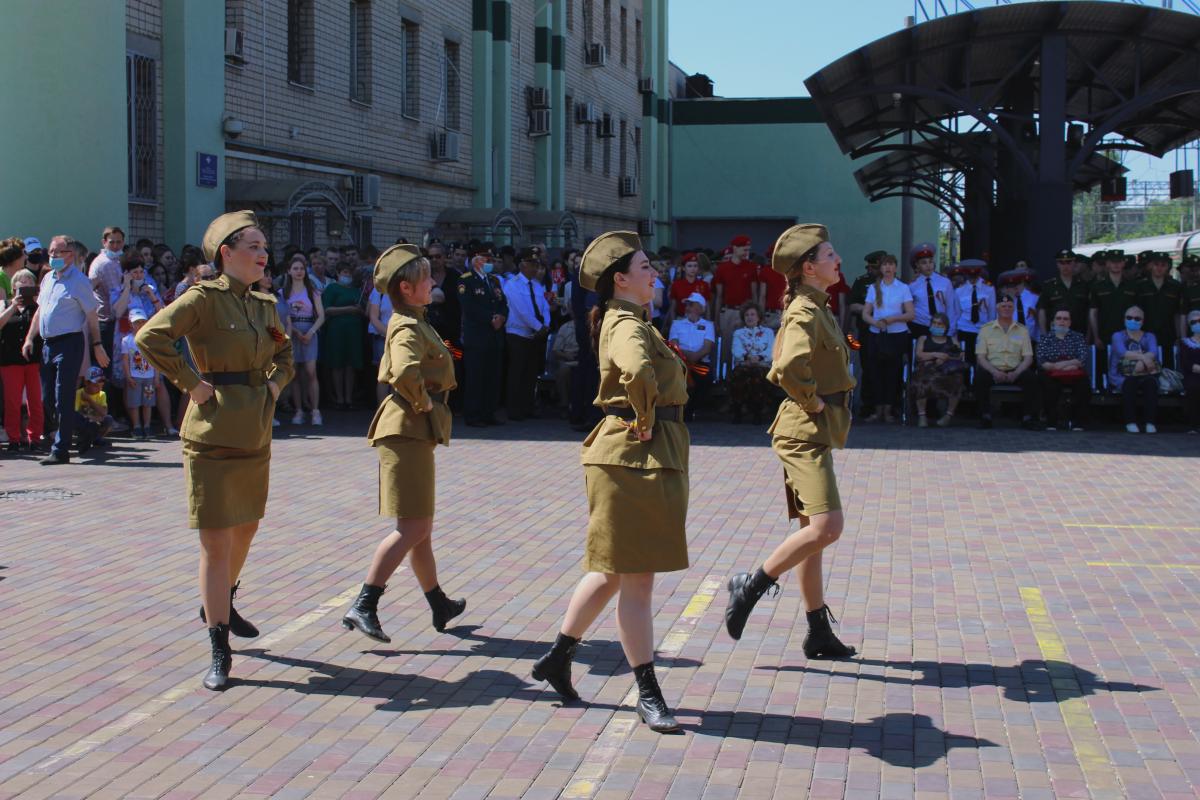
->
[0,270,44,450]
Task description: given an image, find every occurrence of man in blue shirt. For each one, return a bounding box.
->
[22,235,108,464]
[503,248,552,421]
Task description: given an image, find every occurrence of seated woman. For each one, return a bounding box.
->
[1181,309,1200,434]
[728,303,776,424]
[1037,307,1090,431]
[909,311,964,427]
[1109,305,1160,434]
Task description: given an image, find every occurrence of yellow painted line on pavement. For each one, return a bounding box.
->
[1087,561,1200,570]
[561,577,721,800]
[1066,523,1200,532]
[35,585,360,772]
[1020,587,1121,793]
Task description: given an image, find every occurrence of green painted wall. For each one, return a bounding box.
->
[163,0,226,248]
[0,0,127,244]
[671,104,939,281]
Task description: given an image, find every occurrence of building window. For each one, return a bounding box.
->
[444,40,461,130]
[582,0,594,43]
[126,52,157,203]
[350,1,372,103]
[287,0,315,86]
[619,118,628,178]
[603,0,611,51]
[619,6,627,66]
[584,121,593,173]
[602,114,612,177]
[566,0,574,32]
[290,210,316,250]
[402,19,420,119]
[635,16,642,75]
[565,93,574,165]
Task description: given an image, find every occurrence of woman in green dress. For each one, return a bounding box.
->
[320,261,364,408]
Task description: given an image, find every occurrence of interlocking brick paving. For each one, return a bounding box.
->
[1,415,1198,799]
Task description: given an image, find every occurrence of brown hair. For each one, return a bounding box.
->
[739,302,764,325]
[587,252,636,354]
[213,226,260,271]
[386,256,432,309]
[0,237,24,268]
[784,243,824,306]
[102,226,125,242]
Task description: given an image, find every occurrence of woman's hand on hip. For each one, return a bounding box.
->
[190,380,215,404]
[267,381,281,401]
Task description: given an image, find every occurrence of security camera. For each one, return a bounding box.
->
[223,116,245,139]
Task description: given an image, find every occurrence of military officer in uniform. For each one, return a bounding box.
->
[458,251,508,426]
[1134,251,1184,368]
[724,224,858,661]
[342,245,465,644]
[1089,249,1139,376]
[531,231,689,733]
[135,211,294,691]
[1038,249,1091,336]
[953,259,996,369]
[1181,254,1200,316]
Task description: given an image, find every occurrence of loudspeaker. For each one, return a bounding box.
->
[1170,170,1194,199]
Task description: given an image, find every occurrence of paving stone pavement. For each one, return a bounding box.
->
[1,413,1199,799]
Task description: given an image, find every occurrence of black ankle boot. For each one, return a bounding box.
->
[203,623,232,691]
[425,585,466,632]
[531,633,581,702]
[802,605,857,659]
[632,662,679,733]
[341,583,390,643]
[724,567,779,640]
[199,581,259,638]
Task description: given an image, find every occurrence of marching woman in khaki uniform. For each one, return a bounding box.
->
[341,245,466,643]
[135,211,294,690]
[723,224,858,660]
[531,232,689,733]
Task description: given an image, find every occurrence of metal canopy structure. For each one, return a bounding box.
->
[805,1,1200,274]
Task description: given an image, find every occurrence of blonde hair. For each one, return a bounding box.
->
[387,257,432,307]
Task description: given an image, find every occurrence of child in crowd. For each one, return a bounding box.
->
[122,309,176,439]
[75,367,114,454]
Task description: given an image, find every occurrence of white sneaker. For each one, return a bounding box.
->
[272,417,281,428]
[291,410,305,425]
[1125,423,1140,433]
[167,427,179,437]
[1145,423,1157,434]
[311,410,323,426]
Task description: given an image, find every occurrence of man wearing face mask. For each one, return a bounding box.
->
[457,249,508,426]
[87,226,127,372]
[22,235,109,464]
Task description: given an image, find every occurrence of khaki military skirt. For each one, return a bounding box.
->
[376,435,436,519]
[183,439,271,529]
[772,435,841,519]
[583,464,689,574]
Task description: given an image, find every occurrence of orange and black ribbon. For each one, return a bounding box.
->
[443,339,463,360]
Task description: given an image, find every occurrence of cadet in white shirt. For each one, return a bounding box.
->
[907,242,959,339]
[998,267,1040,343]
[668,292,715,421]
[861,253,915,422]
[953,259,996,368]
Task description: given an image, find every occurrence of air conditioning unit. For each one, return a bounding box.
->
[618,176,638,197]
[430,131,461,162]
[528,86,550,109]
[585,43,607,67]
[528,109,551,137]
[596,116,616,138]
[638,77,653,95]
[224,28,245,61]
[574,102,597,124]
[350,174,381,208]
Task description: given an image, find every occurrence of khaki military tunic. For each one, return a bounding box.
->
[368,304,457,519]
[581,298,690,573]
[136,274,294,528]
[768,283,856,518]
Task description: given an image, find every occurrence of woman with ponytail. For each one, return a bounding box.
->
[531,231,690,733]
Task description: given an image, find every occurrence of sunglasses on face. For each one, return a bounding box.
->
[1125,316,1143,321]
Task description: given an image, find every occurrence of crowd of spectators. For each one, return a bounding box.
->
[3,227,1200,463]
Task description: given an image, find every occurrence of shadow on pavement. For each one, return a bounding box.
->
[757,658,1158,702]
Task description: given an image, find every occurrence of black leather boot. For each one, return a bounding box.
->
[531,633,581,702]
[203,623,232,691]
[632,662,679,733]
[802,605,857,659]
[424,585,466,633]
[199,581,259,638]
[724,567,779,640]
[342,583,390,643]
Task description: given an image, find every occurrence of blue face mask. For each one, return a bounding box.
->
[482,262,494,274]
[103,249,121,260]
[338,274,353,286]
[1053,324,1069,335]
[1125,318,1143,332]
[929,326,946,337]
[1191,321,1200,335]
[49,256,67,272]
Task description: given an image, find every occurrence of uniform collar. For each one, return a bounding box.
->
[222,273,251,297]
[394,302,427,320]
[609,297,649,321]
[795,283,830,306]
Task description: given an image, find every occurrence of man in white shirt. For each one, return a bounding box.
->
[502,247,552,421]
[668,292,715,421]
[907,242,959,339]
[953,259,996,368]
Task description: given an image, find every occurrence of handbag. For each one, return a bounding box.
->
[1048,367,1086,381]
[1158,368,1185,394]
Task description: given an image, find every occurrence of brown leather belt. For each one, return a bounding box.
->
[603,405,685,423]
[203,370,267,387]
[819,391,850,407]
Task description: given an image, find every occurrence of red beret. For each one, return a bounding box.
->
[730,235,751,247]
[722,246,733,257]
[681,252,698,264]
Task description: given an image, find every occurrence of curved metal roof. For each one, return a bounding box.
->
[805,1,1200,162]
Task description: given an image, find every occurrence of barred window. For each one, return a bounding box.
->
[402,20,420,118]
[444,41,461,130]
[603,0,611,51]
[619,118,627,178]
[564,93,574,165]
[582,0,593,43]
[566,0,574,32]
[619,7,627,66]
[287,0,314,86]
[635,17,642,75]
[349,1,372,103]
[289,210,316,251]
[126,53,157,203]
[584,122,593,173]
